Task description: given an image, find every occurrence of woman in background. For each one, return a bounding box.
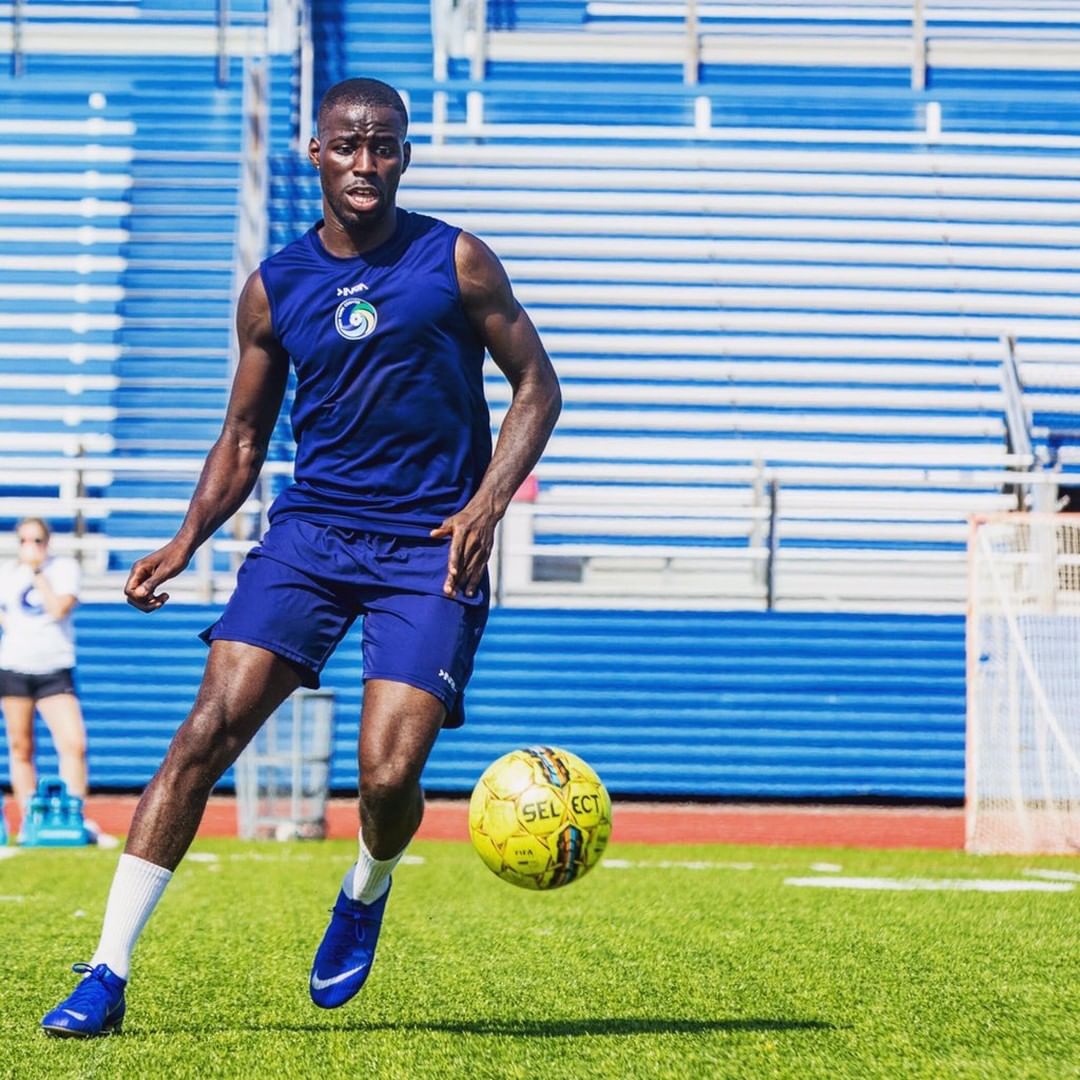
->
[0,517,88,825]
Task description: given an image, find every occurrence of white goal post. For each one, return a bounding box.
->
[967,513,1080,855]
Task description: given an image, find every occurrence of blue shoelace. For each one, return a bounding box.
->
[64,963,117,1008]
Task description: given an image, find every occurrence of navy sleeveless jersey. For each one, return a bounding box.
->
[260,209,491,536]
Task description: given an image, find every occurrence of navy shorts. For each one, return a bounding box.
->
[0,668,77,701]
[200,518,489,728]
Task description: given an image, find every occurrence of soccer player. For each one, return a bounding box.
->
[41,77,561,1037]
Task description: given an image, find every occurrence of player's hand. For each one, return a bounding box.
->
[124,540,192,612]
[430,497,499,598]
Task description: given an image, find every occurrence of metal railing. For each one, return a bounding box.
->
[431,0,1071,96]
[1,451,1065,609]
[999,335,1034,466]
[230,55,270,374]
[10,0,25,77]
[295,0,314,151]
[3,0,273,75]
[216,0,231,85]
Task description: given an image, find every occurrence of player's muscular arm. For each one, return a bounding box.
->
[431,233,561,598]
[125,270,289,612]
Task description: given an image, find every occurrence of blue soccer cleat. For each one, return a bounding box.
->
[41,963,126,1038]
[309,881,391,1009]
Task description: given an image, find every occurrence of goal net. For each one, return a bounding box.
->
[967,513,1080,854]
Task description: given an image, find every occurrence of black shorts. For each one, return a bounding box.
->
[0,668,77,701]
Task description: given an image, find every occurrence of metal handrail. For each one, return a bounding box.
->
[684,0,699,86]
[429,1,1076,106]
[911,0,927,90]
[296,0,314,152]
[11,0,25,77]
[216,0,230,86]
[999,335,1033,464]
[2,456,1060,608]
[230,54,270,375]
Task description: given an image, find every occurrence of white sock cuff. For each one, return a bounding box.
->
[119,853,174,884]
[346,832,405,904]
[90,853,173,980]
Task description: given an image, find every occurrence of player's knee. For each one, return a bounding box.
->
[55,729,86,759]
[8,734,32,763]
[360,759,419,812]
[164,708,238,783]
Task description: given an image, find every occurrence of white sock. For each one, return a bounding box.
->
[342,833,403,904]
[90,854,173,980]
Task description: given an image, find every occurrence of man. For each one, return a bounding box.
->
[41,77,561,1037]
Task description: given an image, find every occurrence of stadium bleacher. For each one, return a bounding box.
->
[0,27,294,551]
[2,0,1079,796]
[12,604,967,799]
[269,127,1076,608]
[0,92,127,523]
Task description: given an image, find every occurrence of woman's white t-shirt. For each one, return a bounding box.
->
[0,556,80,674]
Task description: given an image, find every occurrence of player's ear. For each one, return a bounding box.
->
[402,141,411,174]
[307,136,321,171]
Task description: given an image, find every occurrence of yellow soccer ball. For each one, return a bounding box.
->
[468,746,612,890]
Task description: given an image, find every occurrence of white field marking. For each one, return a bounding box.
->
[602,858,757,871]
[785,876,1075,893]
[0,849,21,862]
[187,852,219,862]
[1023,868,1080,883]
[219,851,429,865]
[0,895,25,902]
[227,852,313,862]
[73,910,86,918]
[809,862,844,873]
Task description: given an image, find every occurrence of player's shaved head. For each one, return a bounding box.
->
[317,78,409,136]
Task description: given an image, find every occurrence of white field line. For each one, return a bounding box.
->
[809,862,844,873]
[1023,868,1080,883]
[785,876,1074,892]
[227,852,314,862]
[220,850,426,865]
[0,848,21,861]
[603,858,758,871]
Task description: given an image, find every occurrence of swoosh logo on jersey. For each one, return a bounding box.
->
[311,963,367,990]
[62,1009,88,1021]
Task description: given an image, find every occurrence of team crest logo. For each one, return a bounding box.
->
[20,584,44,616]
[334,298,378,340]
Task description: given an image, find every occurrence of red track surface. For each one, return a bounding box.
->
[44,795,966,850]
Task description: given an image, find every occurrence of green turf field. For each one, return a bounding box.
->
[2,838,1078,1079]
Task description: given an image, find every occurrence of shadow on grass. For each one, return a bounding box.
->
[136,1017,833,1038]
